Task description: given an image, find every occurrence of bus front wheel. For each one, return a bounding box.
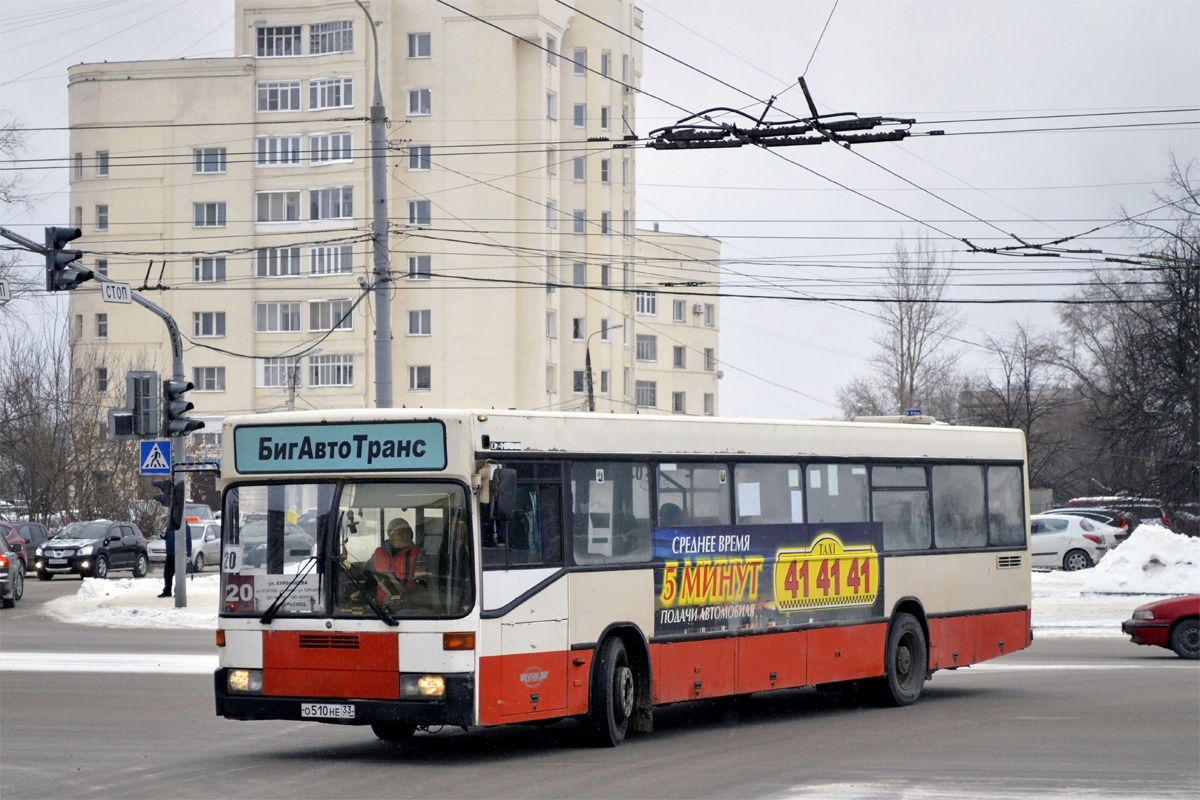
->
[371,722,416,742]
[878,612,927,707]
[584,636,635,747]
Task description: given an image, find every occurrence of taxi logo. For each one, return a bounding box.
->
[519,666,549,688]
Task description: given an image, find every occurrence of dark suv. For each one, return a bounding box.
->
[1,520,50,573]
[34,520,150,580]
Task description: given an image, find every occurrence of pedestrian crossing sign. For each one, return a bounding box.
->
[140,440,172,474]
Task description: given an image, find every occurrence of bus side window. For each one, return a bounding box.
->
[571,461,651,565]
[484,462,564,569]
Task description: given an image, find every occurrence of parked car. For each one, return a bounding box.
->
[0,519,50,572]
[1042,507,1135,545]
[185,503,215,522]
[1066,496,1173,530]
[0,535,22,608]
[147,522,221,572]
[1122,595,1200,659]
[1030,513,1112,571]
[34,520,150,580]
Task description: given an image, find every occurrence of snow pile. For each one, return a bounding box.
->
[1081,523,1200,595]
[39,524,1198,637]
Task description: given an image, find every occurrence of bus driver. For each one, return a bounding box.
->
[373,518,422,594]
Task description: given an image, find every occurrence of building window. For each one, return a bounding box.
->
[546,200,557,229]
[96,205,109,231]
[407,309,431,336]
[72,206,82,228]
[622,53,630,90]
[573,48,586,75]
[704,348,716,371]
[193,312,225,338]
[408,88,431,116]
[573,262,586,286]
[310,20,353,54]
[601,264,610,287]
[673,346,686,369]
[546,36,557,64]
[310,133,352,163]
[573,103,586,128]
[194,147,226,173]
[95,313,107,339]
[310,186,353,220]
[601,52,611,76]
[672,392,686,414]
[73,152,83,179]
[193,367,226,392]
[310,245,353,275]
[546,365,557,393]
[673,299,685,322]
[256,25,301,57]
[408,365,431,392]
[408,144,431,170]
[600,370,610,395]
[600,159,610,183]
[546,92,557,120]
[624,368,630,398]
[257,135,301,165]
[546,310,557,338]
[600,317,612,340]
[193,202,225,227]
[260,357,291,388]
[408,32,431,58]
[310,77,353,110]
[256,247,301,277]
[636,334,657,362]
[622,210,630,238]
[635,290,657,315]
[600,106,610,130]
[635,380,657,409]
[409,254,431,279]
[704,393,714,415]
[96,367,108,393]
[96,151,109,176]
[572,318,585,340]
[572,370,586,394]
[572,210,585,234]
[311,354,354,387]
[310,299,353,331]
[546,257,557,292]
[256,191,300,222]
[408,200,431,226]
[573,157,586,181]
[257,81,301,111]
[601,211,611,235]
[193,257,225,282]
[256,301,301,332]
[95,259,108,277]
[705,303,715,326]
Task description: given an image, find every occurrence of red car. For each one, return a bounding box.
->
[1122,595,1200,659]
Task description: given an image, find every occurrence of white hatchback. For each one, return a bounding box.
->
[146,522,222,572]
[1030,513,1113,571]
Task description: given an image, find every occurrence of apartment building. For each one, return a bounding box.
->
[65,0,720,450]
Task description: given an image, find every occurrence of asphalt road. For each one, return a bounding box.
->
[2,577,1197,799]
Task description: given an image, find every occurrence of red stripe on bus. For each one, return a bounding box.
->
[261,631,400,700]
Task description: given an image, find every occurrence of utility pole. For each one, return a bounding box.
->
[355,0,392,409]
[585,325,622,412]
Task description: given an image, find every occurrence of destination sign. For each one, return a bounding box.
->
[233,421,447,474]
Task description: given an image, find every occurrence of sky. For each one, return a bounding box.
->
[1,0,1197,419]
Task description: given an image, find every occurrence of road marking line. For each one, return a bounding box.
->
[0,652,218,674]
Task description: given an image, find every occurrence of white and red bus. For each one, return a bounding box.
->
[214,409,1031,746]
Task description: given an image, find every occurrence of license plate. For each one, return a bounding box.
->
[301,703,355,720]
[49,558,68,565]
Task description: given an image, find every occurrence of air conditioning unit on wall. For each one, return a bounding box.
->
[692,303,704,315]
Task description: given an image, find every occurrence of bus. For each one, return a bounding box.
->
[214,409,1031,746]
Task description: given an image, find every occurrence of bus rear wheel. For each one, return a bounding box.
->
[584,636,635,747]
[371,722,416,742]
[877,612,927,707]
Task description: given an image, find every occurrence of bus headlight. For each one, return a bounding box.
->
[228,669,263,694]
[400,674,445,700]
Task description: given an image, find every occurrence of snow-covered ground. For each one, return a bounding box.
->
[33,524,1200,635]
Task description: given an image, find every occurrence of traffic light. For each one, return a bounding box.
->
[44,226,92,292]
[152,478,184,531]
[162,379,205,437]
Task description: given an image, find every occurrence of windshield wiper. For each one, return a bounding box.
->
[259,557,320,624]
[334,557,398,626]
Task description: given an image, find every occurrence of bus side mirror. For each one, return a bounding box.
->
[491,468,517,522]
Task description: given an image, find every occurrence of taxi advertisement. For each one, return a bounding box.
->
[652,523,883,636]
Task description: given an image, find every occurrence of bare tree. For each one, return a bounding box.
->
[838,234,964,419]
[1,112,39,313]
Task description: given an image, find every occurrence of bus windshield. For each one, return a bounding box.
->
[220,481,473,620]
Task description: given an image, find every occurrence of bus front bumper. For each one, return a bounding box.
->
[214,669,475,727]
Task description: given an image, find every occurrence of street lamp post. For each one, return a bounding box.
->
[286,347,321,412]
[585,324,622,412]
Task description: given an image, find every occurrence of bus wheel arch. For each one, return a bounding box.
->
[584,624,652,746]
